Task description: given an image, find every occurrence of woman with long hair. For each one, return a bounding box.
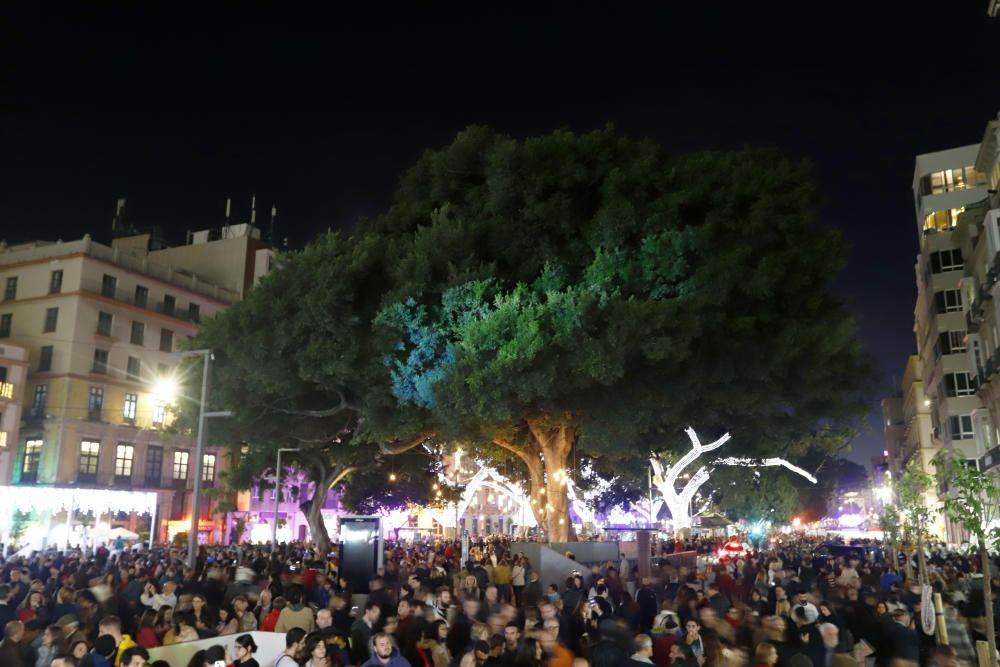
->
[34,625,66,667]
[154,605,174,642]
[299,633,331,667]
[512,637,544,667]
[137,609,161,649]
[216,605,239,636]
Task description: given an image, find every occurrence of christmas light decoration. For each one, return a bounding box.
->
[650,427,817,534]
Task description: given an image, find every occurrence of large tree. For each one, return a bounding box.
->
[195,126,873,542]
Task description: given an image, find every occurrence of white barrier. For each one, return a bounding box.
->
[148,631,287,667]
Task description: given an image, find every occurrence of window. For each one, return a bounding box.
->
[159,329,173,353]
[922,166,988,195]
[202,454,216,482]
[0,314,10,338]
[950,415,975,440]
[152,400,166,426]
[88,387,104,419]
[31,384,47,414]
[38,346,53,372]
[79,440,100,479]
[114,444,134,478]
[4,277,16,301]
[130,321,144,346]
[163,295,176,316]
[188,303,201,323]
[934,289,963,314]
[943,372,976,397]
[49,270,63,294]
[937,330,968,356]
[930,248,964,274]
[172,451,189,480]
[924,207,967,233]
[43,307,58,333]
[126,356,140,381]
[134,285,148,308]
[123,393,137,421]
[101,274,117,298]
[145,446,163,485]
[97,311,112,336]
[92,349,109,374]
[22,440,41,479]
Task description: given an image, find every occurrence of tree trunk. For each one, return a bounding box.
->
[303,495,332,554]
[981,533,997,667]
[527,421,576,543]
[301,464,357,555]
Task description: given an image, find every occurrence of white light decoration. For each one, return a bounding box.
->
[0,486,157,516]
[650,427,817,534]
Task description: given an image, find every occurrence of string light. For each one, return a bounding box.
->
[389,473,397,482]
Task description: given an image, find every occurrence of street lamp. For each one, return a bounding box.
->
[175,349,232,568]
[272,448,301,550]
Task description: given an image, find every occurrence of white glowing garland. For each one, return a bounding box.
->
[649,427,817,532]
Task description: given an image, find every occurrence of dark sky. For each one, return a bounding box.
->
[2,6,999,466]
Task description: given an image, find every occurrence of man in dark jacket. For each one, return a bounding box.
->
[636,578,659,632]
[0,620,28,667]
[885,609,919,663]
[0,586,13,630]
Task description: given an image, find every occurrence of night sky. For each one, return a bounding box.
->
[2,6,999,466]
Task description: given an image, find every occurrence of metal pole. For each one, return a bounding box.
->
[66,490,74,550]
[148,495,157,551]
[272,449,283,550]
[188,352,210,569]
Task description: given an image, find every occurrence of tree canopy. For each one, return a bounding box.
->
[193,125,874,541]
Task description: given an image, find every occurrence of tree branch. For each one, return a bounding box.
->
[271,390,356,418]
[380,433,435,455]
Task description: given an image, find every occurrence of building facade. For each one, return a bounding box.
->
[958,115,1000,479]
[0,342,29,486]
[0,223,268,547]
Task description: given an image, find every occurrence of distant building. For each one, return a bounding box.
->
[0,221,270,547]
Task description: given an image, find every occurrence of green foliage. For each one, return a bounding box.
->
[935,449,1000,546]
[191,125,874,525]
[895,462,935,544]
[710,467,799,524]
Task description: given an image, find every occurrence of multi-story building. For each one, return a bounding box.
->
[0,342,29,485]
[0,222,269,547]
[884,142,990,542]
[958,115,1000,480]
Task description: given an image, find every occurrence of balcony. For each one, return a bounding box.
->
[113,475,132,488]
[981,445,1000,472]
[77,472,97,484]
[23,407,46,426]
[87,409,103,422]
[0,382,12,400]
[143,475,162,488]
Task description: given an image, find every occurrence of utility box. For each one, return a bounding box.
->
[338,516,382,594]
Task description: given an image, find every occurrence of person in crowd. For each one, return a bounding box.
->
[352,602,382,665]
[97,615,136,667]
[232,633,261,667]
[364,631,413,667]
[275,627,307,667]
[275,586,316,633]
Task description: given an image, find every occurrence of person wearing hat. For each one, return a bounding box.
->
[56,613,86,648]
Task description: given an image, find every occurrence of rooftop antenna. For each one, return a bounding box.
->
[269,205,277,244]
[111,198,127,233]
[225,197,231,225]
[250,194,257,225]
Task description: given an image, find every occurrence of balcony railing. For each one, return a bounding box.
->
[980,445,1000,472]
[0,382,12,400]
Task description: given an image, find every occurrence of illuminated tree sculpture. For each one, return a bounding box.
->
[650,427,817,534]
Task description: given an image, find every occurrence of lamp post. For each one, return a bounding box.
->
[177,349,232,568]
[272,448,301,550]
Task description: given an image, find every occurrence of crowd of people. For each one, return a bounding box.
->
[0,534,994,667]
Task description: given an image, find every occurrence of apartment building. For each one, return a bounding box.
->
[0,224,267,546]
[956,115,1000,476]
[883,142,990,541]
